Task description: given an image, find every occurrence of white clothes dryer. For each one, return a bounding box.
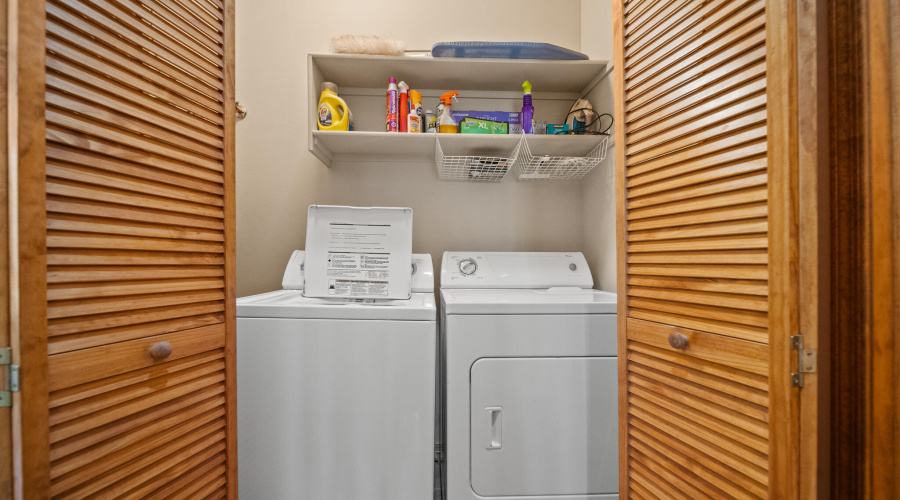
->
[237,252,436,500]
[440,252,618,500]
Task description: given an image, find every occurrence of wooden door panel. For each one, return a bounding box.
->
[46,350,226,498]
[47,324,225,390]
[626,319,770,498]
[41,0,234,496]
[615,0,772,496]
[44,0,228,330]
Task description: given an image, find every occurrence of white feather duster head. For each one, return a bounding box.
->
[330,35,406,56]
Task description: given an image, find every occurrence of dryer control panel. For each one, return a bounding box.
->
[440,252,593,289]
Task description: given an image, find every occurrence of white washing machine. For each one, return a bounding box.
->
[440,252,619,500]
[237,251,436,500]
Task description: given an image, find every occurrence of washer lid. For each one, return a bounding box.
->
[441,288,616,315]
[237,290,436,321]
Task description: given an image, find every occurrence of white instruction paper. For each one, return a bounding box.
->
[303,206,413,299]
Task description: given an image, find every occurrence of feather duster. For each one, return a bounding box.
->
[330,35,406,56]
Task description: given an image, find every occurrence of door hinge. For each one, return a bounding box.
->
[0,348,19,407]
[790,335,817,388]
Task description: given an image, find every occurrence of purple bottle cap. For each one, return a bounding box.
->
[389,77,397,84]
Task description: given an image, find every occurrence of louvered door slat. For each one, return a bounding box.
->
[630,445,721,499]
[47,143,223,192]
[627,22,766,97]
[47,199,225,231]
[47,3,222,91]
[46,182,225,218]
[202,485,229,500]
[627,143,766,189]
[627,73,765,138]
[46,41,223,124]
[60,0,223,77]
[107,0,223,59]
[49,266,225,283]
[625,0,693,42]
[627,0,733,70]
[43,0,233,494]
[146,455,228,499]
[45,131,226,182]
[626,0,763,80]
[106,436,226,498]
[47,22,223,107]
[129,0,223,51]
[47,217,224,242]
[46,162,224,204]
[46,110,224,170]
[45,92,224,159]
[48,312,225,354]
[616,0,771,494]
[628,285,767,311]
[161,0,225,32]
[627,128,766,177]
[46,77,223,149]
[627,93,766,153]
[626,42,765,113]
[629,168,767,205]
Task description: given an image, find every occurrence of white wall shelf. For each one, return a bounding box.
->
[307,53,611,174]
[310,53,609,96]
[312,130,608,181]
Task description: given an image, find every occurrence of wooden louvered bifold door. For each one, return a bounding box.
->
[614,0,773,497]
[43,0,235,497]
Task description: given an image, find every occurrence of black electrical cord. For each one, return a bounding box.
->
[438,455,444,500]
[556,103,614,135]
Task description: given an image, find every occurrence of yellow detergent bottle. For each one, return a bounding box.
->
[317,82,353,131]
[438,91,460,133]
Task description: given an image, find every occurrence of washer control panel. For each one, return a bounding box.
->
[441,252,593,289]
[283,251,434,293]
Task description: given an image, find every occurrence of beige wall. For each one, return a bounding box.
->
[236,0,617,296]
[580,0,617,292]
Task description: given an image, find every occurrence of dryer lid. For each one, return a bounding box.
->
[237,289,436,321]
[441,288,616,315]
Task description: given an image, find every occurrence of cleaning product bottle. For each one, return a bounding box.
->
[386,77,399,132]
[408,90,423,132]
[425,110,436,133]
[522,81,535,134]
[398,81,409,132]
[317,82,353,131]
[438,91,460,133]
[434,104,443,133]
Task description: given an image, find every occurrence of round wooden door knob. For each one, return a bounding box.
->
[150,341,173,360]
[668,332,689,350]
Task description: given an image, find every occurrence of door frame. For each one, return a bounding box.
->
[768,0,833,498]
[767,0,804,496]
[827,0,899,497]
[7,0,49,497]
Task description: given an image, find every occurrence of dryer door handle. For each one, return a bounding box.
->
[486,407,502,450]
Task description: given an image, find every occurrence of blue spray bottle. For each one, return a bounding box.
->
[522,80,535,134]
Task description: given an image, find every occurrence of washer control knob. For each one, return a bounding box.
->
[459,258,478,276]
